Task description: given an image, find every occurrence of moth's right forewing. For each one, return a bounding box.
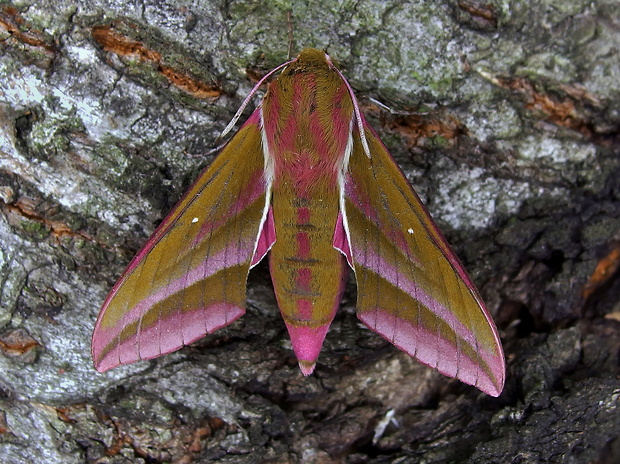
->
[92,111,272,372]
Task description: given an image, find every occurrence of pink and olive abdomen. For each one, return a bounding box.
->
[260,56,355,371]
[269,188,347,370]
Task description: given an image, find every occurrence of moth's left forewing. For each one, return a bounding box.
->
[341,121,505,396]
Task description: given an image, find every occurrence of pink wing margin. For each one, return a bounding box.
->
[92,111,275,372]
[337,119,505,396]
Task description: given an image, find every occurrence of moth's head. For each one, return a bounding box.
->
[291,48,334,72]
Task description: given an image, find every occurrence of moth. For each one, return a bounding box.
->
[92,49,505,396]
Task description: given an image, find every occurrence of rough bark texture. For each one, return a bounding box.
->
[1,0,619,463]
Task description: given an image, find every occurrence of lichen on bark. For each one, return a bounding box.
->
[0,0,619,463]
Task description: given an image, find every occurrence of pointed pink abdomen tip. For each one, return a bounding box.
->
[285,322,330,374]
[299,360,316,376]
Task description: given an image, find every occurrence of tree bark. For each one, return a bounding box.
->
[1,1,619,463]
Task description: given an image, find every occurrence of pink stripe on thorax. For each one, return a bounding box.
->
[261,89,285,150]
[331,83,353,146]
[308,106,339,168]
[266,81,303,154]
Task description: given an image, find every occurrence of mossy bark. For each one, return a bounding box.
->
[1,1,619,462]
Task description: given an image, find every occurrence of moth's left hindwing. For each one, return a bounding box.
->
[92,111,271,372]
